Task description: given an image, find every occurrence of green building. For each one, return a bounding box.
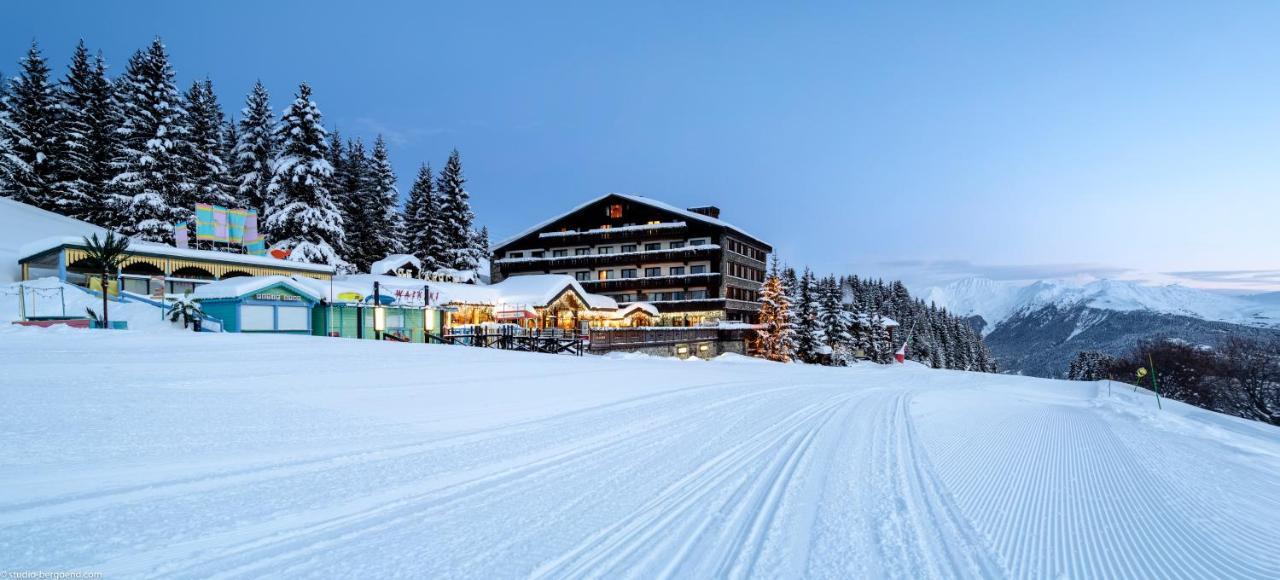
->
[192,276,320,334]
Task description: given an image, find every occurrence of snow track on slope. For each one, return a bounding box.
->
[2,332,1278,578]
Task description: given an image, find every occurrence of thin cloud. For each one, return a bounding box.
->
[349,116,449,146]
[871,259,1134,284]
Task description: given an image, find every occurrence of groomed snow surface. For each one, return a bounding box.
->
[2,329,1278,578]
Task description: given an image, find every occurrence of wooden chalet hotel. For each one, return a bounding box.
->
[491,193,771,325]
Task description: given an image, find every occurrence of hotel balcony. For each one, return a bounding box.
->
[579,273,720,292]
[495,245,721,270]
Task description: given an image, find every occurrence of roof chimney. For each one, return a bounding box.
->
[687,205,720,219]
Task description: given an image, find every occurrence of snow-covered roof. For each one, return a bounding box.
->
[370,254,422,275]
[490,274,618,311]
[881,317,900,328]
[616,302,660,317]
[19,235,335,274]
[494,193,768,250]
[192,275,323,301]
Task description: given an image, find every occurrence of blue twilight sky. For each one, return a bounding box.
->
[5,1,1280,292]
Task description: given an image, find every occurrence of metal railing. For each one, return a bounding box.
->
[587,327,720,349]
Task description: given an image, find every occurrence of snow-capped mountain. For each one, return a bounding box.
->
[926,277,1280,333]
[924,277,1280,377]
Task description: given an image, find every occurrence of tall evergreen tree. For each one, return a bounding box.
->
[755,256,794,362]
[435,149,478,270]
[338,137,370,265]
[231,80,275,226]
[475,225,490,260]
[349,135,404,271]
[183,79,236,211]
[0,71,13,196]
[793,268,824,363]
[2,42,60,210]
[402,162,441,269]
[221,119,238,201]
[56,43,118,225]
[264,82,345,266]
[817,275,853,364]
[111,39,191,242]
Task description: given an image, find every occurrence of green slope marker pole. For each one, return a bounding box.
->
[1149,354,1162,409]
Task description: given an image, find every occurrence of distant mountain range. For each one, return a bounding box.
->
[924,278,1280,376]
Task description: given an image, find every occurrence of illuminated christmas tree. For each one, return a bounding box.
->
[755,257,794,362]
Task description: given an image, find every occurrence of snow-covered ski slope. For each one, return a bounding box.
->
[2,328,1278,578]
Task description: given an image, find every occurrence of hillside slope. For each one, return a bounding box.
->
[2,329,1278,578]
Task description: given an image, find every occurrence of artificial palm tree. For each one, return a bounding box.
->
[81,232,130,328]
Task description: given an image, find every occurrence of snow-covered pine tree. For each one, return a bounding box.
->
[231,80,276,226]
[221,120,238,203]
[322,128,346,250]
[401,162,440,270]
[1068,351,1115,381]
[474,225,490,263]
[0,72,12,196]
[817,275,853,365]
[264,82,346,267]
[183,79,236,212]
[56,41,118,224]
[867,312,890,363]
[435,149,478,270]
[338,137,370,266]
[755,256,794,362]
[793,269,824,363]
[349,135,405,271]
[2,42,61,210]
[110,39,191,242]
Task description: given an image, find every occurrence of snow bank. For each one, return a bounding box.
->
[0,197,106,283]
[0,277,179,331]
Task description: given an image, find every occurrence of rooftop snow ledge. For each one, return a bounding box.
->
[538,221,687,238]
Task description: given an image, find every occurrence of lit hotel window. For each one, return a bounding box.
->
[608,204,624,218]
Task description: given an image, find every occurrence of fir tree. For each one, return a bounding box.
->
[402,162,441,269]
[867,312,890,363]
[221,120,238,201]
[2,41,60,210]
[0,71,12,196]
[793,268,824,363]
[231,80,276,225]
[1068,351,1116,381]
[183,79,236,211]
[56,41,118,224]
[755,257,794,362]
[265,82,346,267]
[338,137,370,264]
[475,225,490,262]
[435,149,478,270]
[111,39,191,242]
[349,135,404,271]
[817,275,853,365]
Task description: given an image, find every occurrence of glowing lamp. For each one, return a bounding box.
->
[373,306,387,332]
